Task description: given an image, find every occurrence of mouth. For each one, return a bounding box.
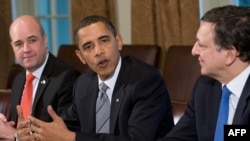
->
[97,59,109,68]
[24,55,34,60]
[198,60,203,66]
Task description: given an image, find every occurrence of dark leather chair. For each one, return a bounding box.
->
[6,63,24,89]
[0,89,12,121]
[58,44,161,73]
[57,44,90,73]
[121,44,161,69]
[162,45,201,124]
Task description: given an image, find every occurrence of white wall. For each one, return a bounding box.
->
[115,0,131,44]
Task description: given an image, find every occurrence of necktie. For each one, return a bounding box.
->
[96,82,110,133]
[20,73,35,119]
[214,85,231,141]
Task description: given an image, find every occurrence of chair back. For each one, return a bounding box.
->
[58,44,162,72]
[6,63,24,89]
[0,89,11,121]
[121,44,161,69]
[162,45,201,123]
[57,44,90,73]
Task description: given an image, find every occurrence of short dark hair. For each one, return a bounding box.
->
[201,5,250,62]
[73,15,117,44]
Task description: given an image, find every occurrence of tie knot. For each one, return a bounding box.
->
[26,73,35,82]
[100,82,108,93]
[222,85,231,100]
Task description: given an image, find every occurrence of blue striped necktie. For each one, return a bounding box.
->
[214,85,231,141]
[96,82,110,133]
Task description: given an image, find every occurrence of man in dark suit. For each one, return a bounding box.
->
[19,15,174,141]
[158,5,250,141]
[0,15,80,139]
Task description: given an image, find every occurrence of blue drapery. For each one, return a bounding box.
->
[235,0,250,6]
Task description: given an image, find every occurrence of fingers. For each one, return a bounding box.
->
[7,121,15,126]
[47,105,59,121]
[29,120,41,134]
[16,120,30,130]
[34,133,41,141]
[0,113,7,122]
[16,105,25,124]
[0,113,16,127]
[16,120,33,140]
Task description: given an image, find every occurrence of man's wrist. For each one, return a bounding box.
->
[69,131,76,141]
[14,130,17,139]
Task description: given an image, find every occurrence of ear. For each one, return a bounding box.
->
[42,35,49,51]
[116,34,123,51]
[225,46,237,66]
[43,35,48,46]
[75,50,86,64]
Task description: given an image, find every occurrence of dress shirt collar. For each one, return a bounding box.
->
[98,56,121,101]
[226,65,250,98]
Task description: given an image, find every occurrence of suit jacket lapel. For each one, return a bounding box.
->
[15,72,26,103]
[32,76,50,112]
[13,71,26,121]
[82,75,99,133]
[110,57,129,133]
[208,81,222,132]
[110,86,125,133]
[31,53,53,114]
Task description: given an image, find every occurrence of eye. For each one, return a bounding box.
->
[82,43,93,51]
[197,41,205,48]
[13,41,23,48]
[101,37,110,43]
[28,37,38,44]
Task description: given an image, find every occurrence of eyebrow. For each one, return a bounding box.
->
[82,41,91,48]
[12,35,38,43]
[98,35,110,40]
[27,35,38,39]
[81,35,111,48]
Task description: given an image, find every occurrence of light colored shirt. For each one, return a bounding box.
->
[25,53,49,105]
[226,65,250,124]
[98,56,121,103]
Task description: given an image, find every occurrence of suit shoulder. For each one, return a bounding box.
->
[192,75,221,94]
[48,54,80,73]
[196,75,219,86]
[121,56,163,81]
[122,56,159,73]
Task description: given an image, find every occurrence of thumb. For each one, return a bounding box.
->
[47,105,60,121]
[0,113,7,122]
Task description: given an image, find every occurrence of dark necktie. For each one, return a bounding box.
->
[96,82,110,133]
[20,73,35,119]
[214,85,231,141]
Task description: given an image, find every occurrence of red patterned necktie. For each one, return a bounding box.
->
[20,73,35,119]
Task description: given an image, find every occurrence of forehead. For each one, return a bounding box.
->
[197,22,214,40]
[78,22,111,37]
[10,18,41,41]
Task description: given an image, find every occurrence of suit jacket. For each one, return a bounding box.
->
[63,56,174,141]
[160,75,250,141]
[11,53,80,124]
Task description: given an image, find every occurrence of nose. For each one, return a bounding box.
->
[94,44,104,56]
[23,42,31,52]
[191,42,199,56]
